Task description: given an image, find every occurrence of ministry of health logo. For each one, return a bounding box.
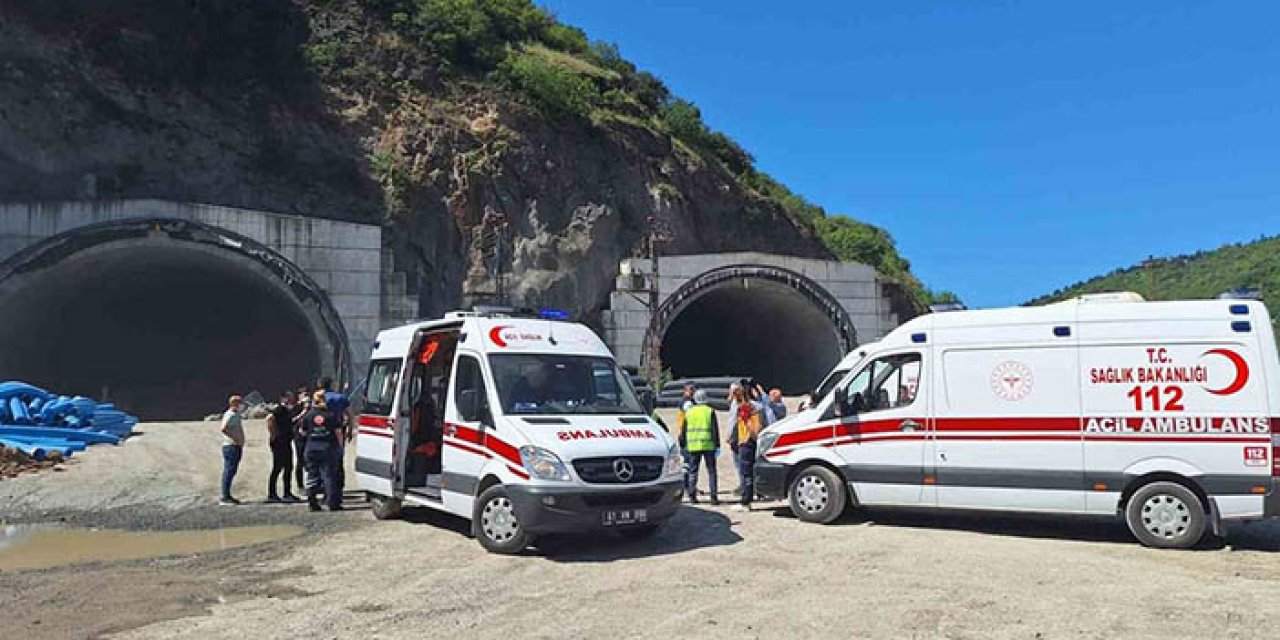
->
[991,361,1034,401]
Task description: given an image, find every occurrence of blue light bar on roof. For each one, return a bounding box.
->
[539,308,571,321]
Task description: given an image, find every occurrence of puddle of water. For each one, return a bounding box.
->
[0,524,303,572]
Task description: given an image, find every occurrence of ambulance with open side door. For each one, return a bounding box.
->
[355,308,684,554]
[755,293,1280,548]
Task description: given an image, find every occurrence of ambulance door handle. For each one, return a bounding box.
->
[899,419,921,432]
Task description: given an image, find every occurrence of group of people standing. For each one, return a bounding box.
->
[674,381,787,511]
[219,377,352,512]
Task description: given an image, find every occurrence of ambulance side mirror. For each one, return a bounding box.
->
[835,388,863,417]
[458,389,480,422]
[834,387,851,416]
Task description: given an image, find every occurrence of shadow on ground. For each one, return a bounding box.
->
[767,502,1280,551]
[398,503,741,561]
[536,506,740,562]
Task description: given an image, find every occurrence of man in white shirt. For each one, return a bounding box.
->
[219,395,245,505]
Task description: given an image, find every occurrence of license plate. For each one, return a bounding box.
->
[601,508,647,526]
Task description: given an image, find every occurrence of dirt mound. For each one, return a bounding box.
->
[0,444,60,479]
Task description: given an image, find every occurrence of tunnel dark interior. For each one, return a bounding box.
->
[659,280,844,393]
[0,241,323,420]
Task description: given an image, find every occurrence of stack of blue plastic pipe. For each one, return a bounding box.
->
[0,381,137,461]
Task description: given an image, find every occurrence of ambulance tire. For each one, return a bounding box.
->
[369,493,401,520]
[473,485,531,554]
[1125,481,1207,549]
[789,465,847,524]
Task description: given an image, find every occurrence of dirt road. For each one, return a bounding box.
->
[5,418,1280,639]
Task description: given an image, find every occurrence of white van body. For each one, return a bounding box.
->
[356,310,683,553]
[756,295,1280,548]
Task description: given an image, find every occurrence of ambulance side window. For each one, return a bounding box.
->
[454,355,491,425]
[849,353,922,413]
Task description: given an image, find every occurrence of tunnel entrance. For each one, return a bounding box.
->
[0,219,348,420]
[653,265,858,393]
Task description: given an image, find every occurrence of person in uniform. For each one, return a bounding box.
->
[299,390,345,512]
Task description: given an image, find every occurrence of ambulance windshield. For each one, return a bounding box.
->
[489,354,646,416]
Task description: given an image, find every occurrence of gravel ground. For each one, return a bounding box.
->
[5,414,1280,639]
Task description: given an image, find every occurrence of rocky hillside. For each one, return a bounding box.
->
[0,0,926,322]
[1030,235,1280,312]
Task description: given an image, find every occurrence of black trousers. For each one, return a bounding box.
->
[293,438,306,489]
[269,440,294,497]
[304,445,341,509]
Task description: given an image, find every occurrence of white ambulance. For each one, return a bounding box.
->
[355,309,684,553]
[756,293,1280,548]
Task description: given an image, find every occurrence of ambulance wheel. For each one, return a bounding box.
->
[474,485,531,554]
[789,465,847,524]
[1125,481,1207,549]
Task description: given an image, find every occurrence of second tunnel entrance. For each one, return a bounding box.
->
[651,265,859,394]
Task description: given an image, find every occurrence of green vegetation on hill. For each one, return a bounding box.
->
[1030,236,1280,313]
[354,0,932,305]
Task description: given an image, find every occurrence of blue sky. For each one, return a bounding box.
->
[543,1,1280,307]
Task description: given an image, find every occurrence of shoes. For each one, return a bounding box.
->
[219,497,240,506]
[710,498,721,506]
[266,495,283,504]
[329,504,345,512]
[283,494,301,503]
[308,500,322,512]
[687,496,699,504]
[730,504,749,512]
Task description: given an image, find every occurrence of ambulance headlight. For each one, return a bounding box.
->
[757,431,780,459]
[664,444,683,477]
[519,446,570,481]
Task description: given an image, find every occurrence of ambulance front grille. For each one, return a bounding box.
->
[572,456,664,484]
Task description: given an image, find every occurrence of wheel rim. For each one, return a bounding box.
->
[481,496,520,543]
[1140,493,1192,540]
[794,474,830,514]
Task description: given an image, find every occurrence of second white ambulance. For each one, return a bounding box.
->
[756,293,1280,548]
[355,309,684,554]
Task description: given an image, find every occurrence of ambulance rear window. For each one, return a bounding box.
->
[363,359,401,415]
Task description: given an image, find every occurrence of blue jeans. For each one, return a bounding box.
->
[684,450,717,500]
[221,444,242,500]
[737,442,756,505]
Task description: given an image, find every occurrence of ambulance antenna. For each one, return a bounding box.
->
[538,308,568,345]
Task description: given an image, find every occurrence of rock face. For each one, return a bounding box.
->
[0,1,832,327]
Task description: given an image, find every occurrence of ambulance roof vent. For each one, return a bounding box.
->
[1049,291,1146,306]
[928,301,967,313]
[1075,291,1146,304]
[1218,287,1263,301]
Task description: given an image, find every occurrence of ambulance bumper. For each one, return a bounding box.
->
[506,480,684,534]
[1266,479,1280,518]
[753,461,790,501]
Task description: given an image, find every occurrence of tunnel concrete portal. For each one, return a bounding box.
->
[0,219,344,419]
[604,253,901,394]
[0,201,410,421]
